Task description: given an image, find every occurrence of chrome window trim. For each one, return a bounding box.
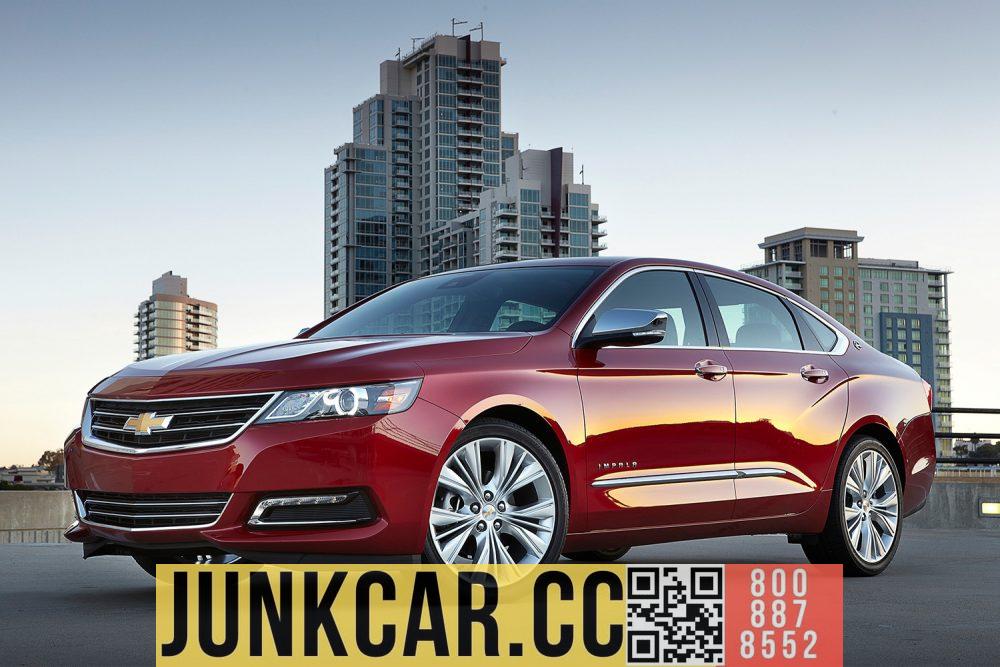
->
[592,467,786,489]
[75,491,233,532]
[81,391,281,455]
[571,266,850,356]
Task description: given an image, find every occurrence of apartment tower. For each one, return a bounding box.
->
[323,31,609,316]
[134,271,218,360]
[745,228,952,451]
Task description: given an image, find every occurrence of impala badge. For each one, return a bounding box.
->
[123,412,173,436]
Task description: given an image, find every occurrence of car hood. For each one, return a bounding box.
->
[92,334,531,398]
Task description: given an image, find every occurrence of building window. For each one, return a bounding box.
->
[819,266,829,276]
[834,242,854,259]
[810,240,828,257]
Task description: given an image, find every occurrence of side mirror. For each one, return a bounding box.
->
[578,308,668,349]
[296,327,310,337]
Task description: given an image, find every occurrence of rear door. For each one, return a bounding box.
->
[697,274,849,520]
[576,269,737,531]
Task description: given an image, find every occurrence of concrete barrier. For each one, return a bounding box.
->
[0,491,74,544]
[0,478,997,544]
[905,478,1000,530]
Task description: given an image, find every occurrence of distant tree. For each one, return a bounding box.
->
[36,449,65,471]
[953,444,969,457]
[971,443,1000,459]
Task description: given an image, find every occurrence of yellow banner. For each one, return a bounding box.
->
[156,564,626,664]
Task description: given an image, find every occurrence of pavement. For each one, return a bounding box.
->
[2,527,999,665]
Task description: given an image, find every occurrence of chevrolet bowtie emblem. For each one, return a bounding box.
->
[123,412,172,436]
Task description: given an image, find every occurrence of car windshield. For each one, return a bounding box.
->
[310,266,604,337]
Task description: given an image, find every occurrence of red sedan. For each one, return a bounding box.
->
[65,258,935,576]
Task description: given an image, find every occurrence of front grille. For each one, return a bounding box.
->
[86,392,277,452]
[78,491,231,529]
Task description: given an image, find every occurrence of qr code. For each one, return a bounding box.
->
[626,565,725,665]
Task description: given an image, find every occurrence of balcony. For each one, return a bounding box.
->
[457,163,483,175]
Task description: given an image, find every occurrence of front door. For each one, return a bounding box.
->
[699,274,850,520]
[576,269,737,531]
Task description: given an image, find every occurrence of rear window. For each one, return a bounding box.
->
[797,307,840,352]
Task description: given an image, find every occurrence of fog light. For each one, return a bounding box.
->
[248,492,376,527]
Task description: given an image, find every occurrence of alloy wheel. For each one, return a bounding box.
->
[843,449,899,563]
[429,437,557,564]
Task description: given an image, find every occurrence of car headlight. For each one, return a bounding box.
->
[259,379,422,423]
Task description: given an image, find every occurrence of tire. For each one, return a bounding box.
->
[801,437,903,576]
[423,418,569,565]
[563,546,631,563]
[132,553,244,579]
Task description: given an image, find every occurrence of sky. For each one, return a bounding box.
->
[2,1,999,465]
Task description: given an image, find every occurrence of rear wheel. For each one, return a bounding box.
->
[132,553,243,578]
[563,546,631,563]
[801,437,902,576]
[423,419,568,565]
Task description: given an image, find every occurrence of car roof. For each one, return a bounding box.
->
[425,257,853,337]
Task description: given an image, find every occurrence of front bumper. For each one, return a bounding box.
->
[64,397,461,557]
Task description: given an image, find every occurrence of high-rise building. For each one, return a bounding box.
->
[324,34,504,316]
[746,228,863,331]
[134,271,217,360]
[745,228,953,451]
[323,32,608,316]
[441,147,608,271]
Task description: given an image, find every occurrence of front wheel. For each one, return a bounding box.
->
[423,419,568,565]
[801,437,902,576]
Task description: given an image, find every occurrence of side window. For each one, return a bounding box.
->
[583,271,707,346]
[796,306,839,352]
[703,276,802,350]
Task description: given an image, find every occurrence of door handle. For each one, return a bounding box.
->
[695,360,728,381]
[800,364,829,383]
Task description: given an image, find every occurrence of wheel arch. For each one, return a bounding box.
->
[457,398,584,533]
[841,420,906,491]
[467,405,571,498]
